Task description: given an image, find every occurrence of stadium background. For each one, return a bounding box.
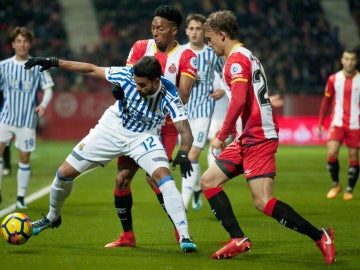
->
[1,0,360,143]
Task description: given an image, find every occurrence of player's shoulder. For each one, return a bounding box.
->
[160,77,178,95]
[131,39,153,51]
[0,56,15,66]
[176,43,196,57]
[328,71,342,82]
[133,39,150,45]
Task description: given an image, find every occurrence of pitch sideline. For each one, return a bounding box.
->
[0,168,97,218]
[0,185,51,218]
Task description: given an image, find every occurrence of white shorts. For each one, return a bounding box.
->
[208,118,234,144]
[188,117,211,149]
[66,108,169,177]
[0,123,36,152]
[208,118,223,139]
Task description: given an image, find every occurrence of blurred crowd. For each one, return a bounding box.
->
[1,0,351,94]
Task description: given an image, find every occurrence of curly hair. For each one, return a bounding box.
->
[154,5,182,28]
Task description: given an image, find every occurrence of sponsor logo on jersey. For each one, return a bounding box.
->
[168,63,177,73]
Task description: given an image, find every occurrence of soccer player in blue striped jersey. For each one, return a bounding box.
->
[24,55,198,252]
[0,27,54,208]
[182,14,225,211]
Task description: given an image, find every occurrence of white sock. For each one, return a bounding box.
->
[47,171,73,222]
[158,177,189,240]
[17,162,30,197]
[181,162,200,210]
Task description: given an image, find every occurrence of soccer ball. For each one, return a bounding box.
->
[1,212,33,245]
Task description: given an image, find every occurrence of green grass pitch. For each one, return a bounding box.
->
[0,141,359,269]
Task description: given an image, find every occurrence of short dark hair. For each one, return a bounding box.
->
[154,5,182,28]
[134,56,162,80]
[205,10,239,40]
[11,26,34,43]
[343,48,357,55]
[186,13,206,27]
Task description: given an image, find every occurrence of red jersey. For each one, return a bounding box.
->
[126,39,197,87]
[218,43,278,146]
[325,71,360,129]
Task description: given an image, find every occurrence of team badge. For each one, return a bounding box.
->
[79,143,85,151]
[190,56,197,68]
[230,63,242,75]
[168,64,177,73]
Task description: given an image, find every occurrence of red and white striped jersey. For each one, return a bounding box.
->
[219,43,278,146]
[325,71,360,129]
[126,39,197,87]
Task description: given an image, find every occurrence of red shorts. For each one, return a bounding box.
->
[117,116,178,167]
[216,140,278,180]
[328,126,360,148]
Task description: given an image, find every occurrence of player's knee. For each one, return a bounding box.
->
[115,169,133,189]
[151,167,171,183]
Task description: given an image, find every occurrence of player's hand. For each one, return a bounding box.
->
[172,150,193,178]
[211,137,224,150]
[25,57,59,72]
[317,126,324,138]
[210,89,225,100]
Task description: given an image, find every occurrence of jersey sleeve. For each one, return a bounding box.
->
[217,54,250,141]
[179,49,197,80]
[167,96,188,123]
[105,66,131,86]
[324,74,335,97]
[39,70,55,89]
[126,40,148,66]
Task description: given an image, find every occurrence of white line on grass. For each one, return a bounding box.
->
[0,168,97,218]
[0,185,51,218]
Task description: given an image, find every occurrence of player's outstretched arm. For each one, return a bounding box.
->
[25,57,106,79]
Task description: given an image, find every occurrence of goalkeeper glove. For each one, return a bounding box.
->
[25,57,59,72]
[172,150,193,178]
[112,85,124,100]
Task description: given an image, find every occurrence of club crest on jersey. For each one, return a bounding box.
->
[230,63,242,75]
[168,64,176,74]
[78,143,85,151]
[190,56,197,68]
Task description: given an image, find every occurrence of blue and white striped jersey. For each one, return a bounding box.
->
[105,66,188,134]
[0,56,54,128]
[185,44,225,119]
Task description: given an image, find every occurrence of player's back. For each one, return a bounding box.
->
[186,44,223,119]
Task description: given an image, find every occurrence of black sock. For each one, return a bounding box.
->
[17,196,24,204]
[3,145,10,170]
[327,160,339,183]
[348,165,359,191]
[193,190,202,203]
[271,200,322,242]
[114,192,133,232]
[207,190,245,238]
